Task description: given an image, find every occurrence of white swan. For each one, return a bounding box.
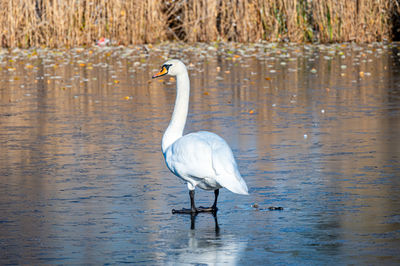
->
[152,59,248,214]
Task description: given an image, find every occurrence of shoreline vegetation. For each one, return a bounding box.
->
[1,0,400,48]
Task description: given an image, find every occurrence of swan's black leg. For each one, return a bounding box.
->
[172,190,196,214]
[212,189,219,211]
[190,190,196,212]
[197,189,219,213]
[172,189,219,214]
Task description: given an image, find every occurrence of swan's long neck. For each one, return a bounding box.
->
[162,70,190,153]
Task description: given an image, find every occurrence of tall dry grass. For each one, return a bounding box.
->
[312,0,396,42]
[0,0,166,47]
[0,0,399,47]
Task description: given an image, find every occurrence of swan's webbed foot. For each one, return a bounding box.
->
[172,206,218,214]
[172,208,193,214]
[197,206,218,213]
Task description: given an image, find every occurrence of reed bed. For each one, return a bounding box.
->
[0,0,399,48]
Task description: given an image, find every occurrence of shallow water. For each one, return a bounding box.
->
[1,43,400,264]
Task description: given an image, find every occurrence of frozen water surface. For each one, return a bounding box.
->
[0,43,400,264]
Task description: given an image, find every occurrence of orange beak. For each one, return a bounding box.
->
[152,66,168,79]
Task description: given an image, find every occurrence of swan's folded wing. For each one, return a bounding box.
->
[165,133,215,180]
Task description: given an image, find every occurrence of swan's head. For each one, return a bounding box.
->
[152,59,187,78]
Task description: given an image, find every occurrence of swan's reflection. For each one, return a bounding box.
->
[190,212,220,234]
[168,213,247,265]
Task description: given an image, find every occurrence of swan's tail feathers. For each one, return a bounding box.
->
[216,173,249,195]
[228,176,249,195]
[209,138,249,195]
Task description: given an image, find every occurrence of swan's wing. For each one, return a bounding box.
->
[165,133,215,182]
[166,131,248,195]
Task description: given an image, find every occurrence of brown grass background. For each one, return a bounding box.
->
[1,0,399,48]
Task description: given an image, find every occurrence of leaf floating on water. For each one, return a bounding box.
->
[124,96,132,100]
[203,92,209,96]
[114,80,120,84]
[268,206,284,211]
[249,109,255,114]
[251,203,283,211]
[265,77,271,81]
[359,71,365,77]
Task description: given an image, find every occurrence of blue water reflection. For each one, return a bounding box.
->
[0,43,399,264]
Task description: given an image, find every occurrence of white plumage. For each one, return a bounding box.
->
[152,59,248,214]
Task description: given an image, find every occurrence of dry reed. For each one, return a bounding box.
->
[0,0,399,48]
